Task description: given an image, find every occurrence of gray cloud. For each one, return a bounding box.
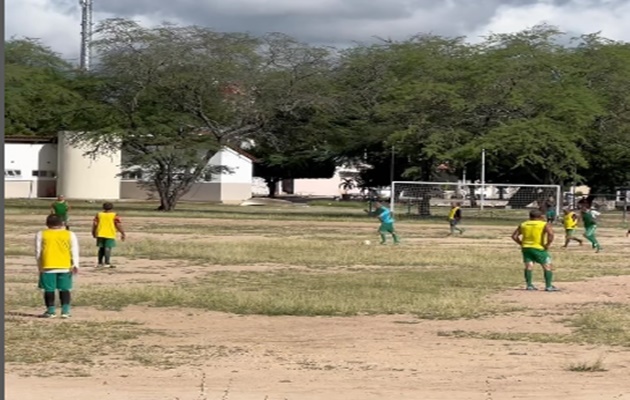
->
[6,0,630,60]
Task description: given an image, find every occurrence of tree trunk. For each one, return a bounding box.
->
[266,178,278,198]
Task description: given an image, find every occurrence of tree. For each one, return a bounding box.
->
[250,33,338,197]
[4,38,84,135]
[71,19,264,210]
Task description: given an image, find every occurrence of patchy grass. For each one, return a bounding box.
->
[439,304,630,348]
[4,318,151,366]
[567,357,608,373]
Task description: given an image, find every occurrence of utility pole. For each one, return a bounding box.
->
[480,148,486,211]
[79,0,93,71]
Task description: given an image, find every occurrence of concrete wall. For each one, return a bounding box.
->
[289,167,362,197]
[57,132,121,200]
[5,142,58,198]
[209,147,253,184]
[120,181,252,203]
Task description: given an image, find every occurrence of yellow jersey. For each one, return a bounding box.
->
[519,220,547,250]
[564,212,578,230]
[38,229,74,269]
[95,212,119,239]
[448,207,461,220]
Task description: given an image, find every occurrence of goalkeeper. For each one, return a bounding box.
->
[364,201,400,245]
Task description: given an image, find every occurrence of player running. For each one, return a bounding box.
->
[446,202,465,236]
[50,195,71,230]
[92,202,126,268]
[562,208,583,247]
[580,204,602,253]
[511,210,558,292]
[364,201,400,245]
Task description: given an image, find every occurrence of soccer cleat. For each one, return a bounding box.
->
[61,314,71,319]
[545,286,560,292]
[526,285,538,291]
[41,312,56,319]
[96,264,104,268]
[107,264,116,269]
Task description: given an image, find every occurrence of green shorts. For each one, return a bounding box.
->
[379,222,395,233]
[546,210,556,218]
[38,272,73,291]
[565,229,576,237]
[522,248,551,265]
[96,237,116,248]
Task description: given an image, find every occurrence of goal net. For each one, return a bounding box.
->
[390,181,562,220]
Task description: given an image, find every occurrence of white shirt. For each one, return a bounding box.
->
[35,229,80,273]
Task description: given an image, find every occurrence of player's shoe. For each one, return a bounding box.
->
[526,285,538,291]
[545,286,560,292]
[61,313,71,319]
[41,312,56,319]
[96,264,104,268]
[595,245,602,253]
[107,264,116,269]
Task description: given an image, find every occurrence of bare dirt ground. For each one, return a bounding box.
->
[5,217,630,400]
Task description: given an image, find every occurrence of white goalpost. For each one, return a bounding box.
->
[390,181,562,219]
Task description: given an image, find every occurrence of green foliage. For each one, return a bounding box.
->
[4,38,84,135]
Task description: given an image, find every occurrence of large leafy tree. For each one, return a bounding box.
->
[250,33,338,196]
[5,38,84,135]
[71,19,263,210]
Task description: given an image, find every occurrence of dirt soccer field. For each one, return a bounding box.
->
[4,202,630,400]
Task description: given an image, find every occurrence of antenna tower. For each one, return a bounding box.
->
[79,0,93,71]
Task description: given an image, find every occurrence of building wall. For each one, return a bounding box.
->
[120,181,252,203]
[5,143,58,198]
[209,148,253,184]
[289,167,362,197]
[57,132,122,200]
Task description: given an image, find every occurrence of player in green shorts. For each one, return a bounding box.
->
[511,210,558,292]
[364,201,400,245]
[580,204,602,253]
[50,195,71,230]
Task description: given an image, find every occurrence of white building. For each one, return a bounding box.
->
[4,134,256,203]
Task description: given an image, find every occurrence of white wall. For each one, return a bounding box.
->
[209,147,253,184]
[290,167,362,197]
[57,132,122,200]
[5,143,57,180]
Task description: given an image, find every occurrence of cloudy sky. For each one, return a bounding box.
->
[6,0,630,62]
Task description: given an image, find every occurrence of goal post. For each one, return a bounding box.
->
[390,181,562,220]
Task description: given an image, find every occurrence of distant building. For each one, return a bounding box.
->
[4,133,256,203]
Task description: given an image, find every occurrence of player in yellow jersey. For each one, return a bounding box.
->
[562,208,583,247]
[92,202,126,268]
[511,209,558,292]
[446,202,465,236]
[36,214,80,318]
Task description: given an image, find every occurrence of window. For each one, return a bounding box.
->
[32,170,56,178]
[5,169,22,178]
[122,170,143,180]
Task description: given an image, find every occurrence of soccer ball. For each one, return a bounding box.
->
[364,240,371,245]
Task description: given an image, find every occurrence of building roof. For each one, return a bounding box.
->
[5,135,57,144]
[226,144,259,162]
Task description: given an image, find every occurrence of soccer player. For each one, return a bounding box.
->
[364,201,400,245]
[543,196,557,224]
[511,209,558,292]
[92,202,126,268]
[562,208,583,247]
[446,202,465,236]
[580,204,602,253]
[50,195,71,230]
[36,214,80,318]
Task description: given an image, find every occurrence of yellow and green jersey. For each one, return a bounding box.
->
[36,228,80,270]
[519,220,547,250]
[563,212,578,230]
[448,207,461,221]
[94,212,121,239]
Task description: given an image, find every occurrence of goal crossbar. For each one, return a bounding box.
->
[390,181,562,218]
